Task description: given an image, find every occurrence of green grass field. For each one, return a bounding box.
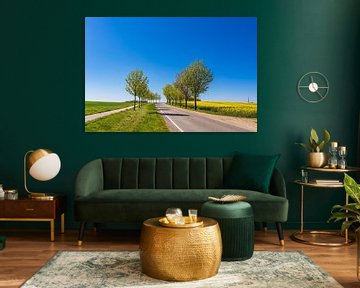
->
[85,103,169,132]
[85,101,134,116]
[184,101,257,118]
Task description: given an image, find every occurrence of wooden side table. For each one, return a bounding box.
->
[0,195,65,241]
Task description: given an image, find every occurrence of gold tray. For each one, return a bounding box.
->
[159,216,204,228]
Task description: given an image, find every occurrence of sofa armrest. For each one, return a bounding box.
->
[75,159,104,199]
[269,168,287,198]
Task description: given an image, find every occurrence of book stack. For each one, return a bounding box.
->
[315,179,341,185]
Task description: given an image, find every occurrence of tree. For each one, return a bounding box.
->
[186,61,213,110]
[125,70,148,110]
[163,84,174,104]
[154,92,161,103]
[146,90,157,103]
[163,84,183,106]
[138,85,150,108]
[175,68,192,108]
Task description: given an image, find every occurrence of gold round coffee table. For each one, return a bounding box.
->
[139,217,222,281]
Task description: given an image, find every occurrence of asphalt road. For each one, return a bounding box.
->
[156,103,254,132]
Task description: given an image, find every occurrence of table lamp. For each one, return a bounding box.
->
[24,148,61,199]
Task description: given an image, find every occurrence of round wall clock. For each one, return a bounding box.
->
[297,72,329,103]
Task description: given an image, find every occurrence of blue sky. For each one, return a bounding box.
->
[85,17,257,103]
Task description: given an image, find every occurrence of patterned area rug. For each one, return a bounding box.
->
[21,251,342,288]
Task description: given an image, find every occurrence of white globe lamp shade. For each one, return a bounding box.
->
[28,150,61,181]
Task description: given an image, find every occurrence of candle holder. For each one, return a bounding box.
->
[301,169,309,183]
[328,142,338,169]
[337,146,347,169]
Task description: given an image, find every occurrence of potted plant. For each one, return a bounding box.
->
[296,128,330,167]
[329,173,360,279]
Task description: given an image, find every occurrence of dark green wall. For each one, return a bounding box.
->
[1,0,359,230]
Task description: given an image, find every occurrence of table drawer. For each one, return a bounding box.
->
[1,201,55,218]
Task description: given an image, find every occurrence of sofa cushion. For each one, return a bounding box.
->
[121,158,139,189]
[223,153,280,193]
[139,158,156,188]
[155,158,173,188]
[75,188,288,222]
[173,158,190,188]
[190,158,207,188]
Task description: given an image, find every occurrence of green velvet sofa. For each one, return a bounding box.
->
[74,157,288,245]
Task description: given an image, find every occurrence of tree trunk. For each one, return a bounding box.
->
[185,99,188,109]
[133,95,136,110]
[194,95,197,110]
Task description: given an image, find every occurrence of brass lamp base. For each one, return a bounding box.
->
[28,193,55,200]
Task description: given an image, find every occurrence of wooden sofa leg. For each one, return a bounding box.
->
[276,222,285,246]
[262,222,268,232]
[78,222,86,246]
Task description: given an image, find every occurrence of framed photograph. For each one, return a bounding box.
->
[85,17,257,132]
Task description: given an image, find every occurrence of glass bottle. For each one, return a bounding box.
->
[0,184,4,199]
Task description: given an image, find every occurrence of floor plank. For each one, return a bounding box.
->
[0,229,357,287]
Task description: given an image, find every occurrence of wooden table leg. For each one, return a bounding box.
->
[61,213,65,234]
[50,219,55,242]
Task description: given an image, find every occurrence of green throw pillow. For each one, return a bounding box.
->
[223,153,280,193]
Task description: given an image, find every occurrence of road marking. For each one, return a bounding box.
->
[156,104,184,132]
[163,114,184,132]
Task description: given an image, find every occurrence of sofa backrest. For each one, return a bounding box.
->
[102,157,234,190]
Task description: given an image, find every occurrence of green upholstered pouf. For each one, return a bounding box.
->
[201,201,254,261]
[0,236,6,250]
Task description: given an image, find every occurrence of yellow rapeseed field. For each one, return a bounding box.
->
[186,101,257,118]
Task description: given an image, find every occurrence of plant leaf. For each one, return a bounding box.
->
[295,142,312,152]
[310,128,319,144]
[344,173,360,204]
[341,220,358,234]
[317,140,325,152]
[329,212,357,221]
[331,203,360,215]
[323,129,330,144]
[308,137,318,152]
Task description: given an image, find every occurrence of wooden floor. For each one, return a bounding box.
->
[0,228,358,288]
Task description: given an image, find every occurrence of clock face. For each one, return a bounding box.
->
[297,72,329,103]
